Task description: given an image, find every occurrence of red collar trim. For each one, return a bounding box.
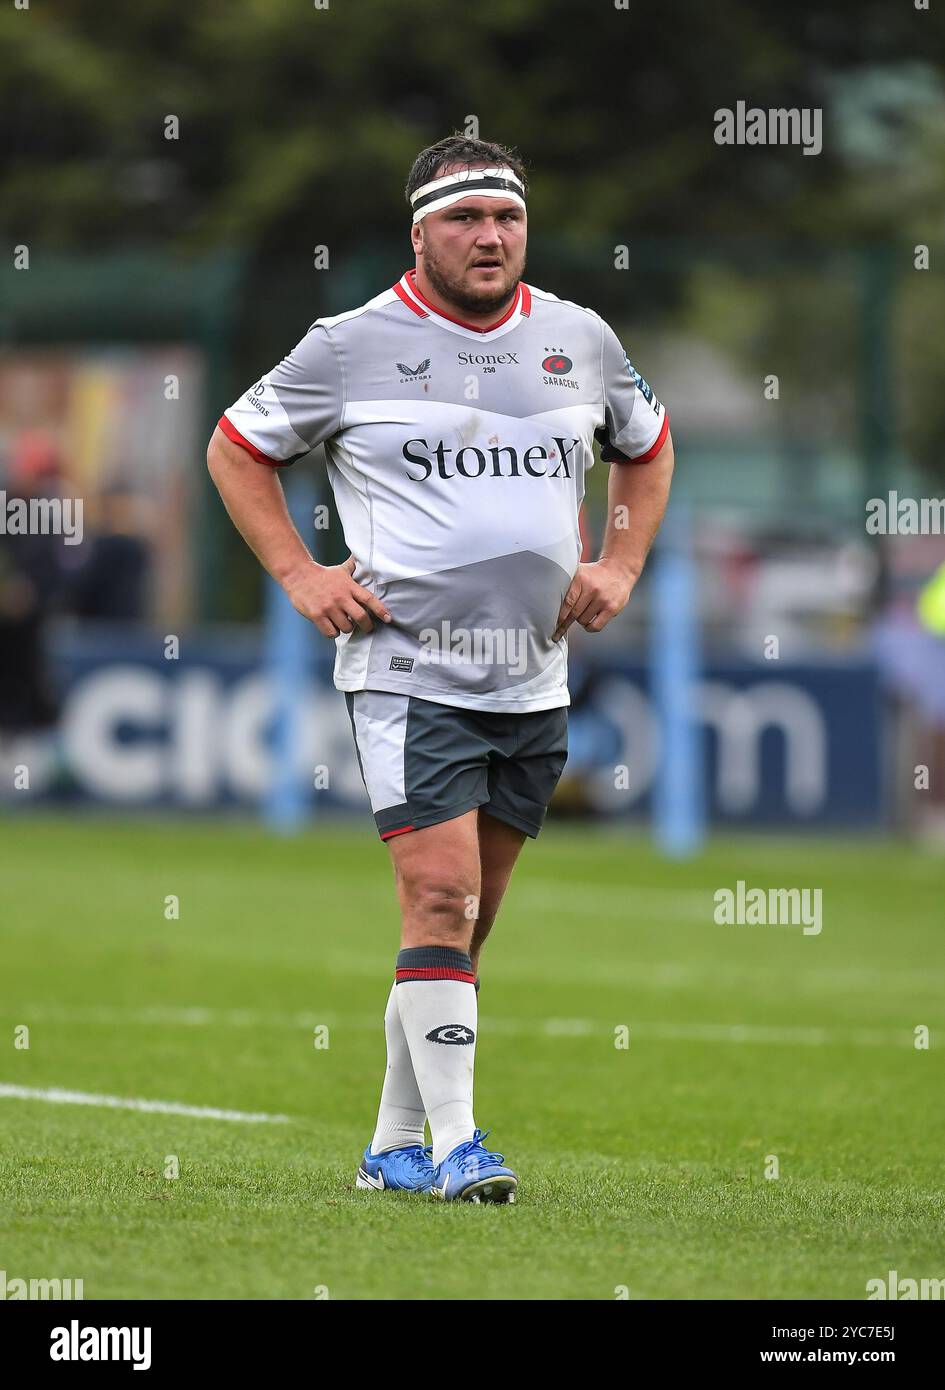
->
[393,278,428,318]
[395,270,530,332]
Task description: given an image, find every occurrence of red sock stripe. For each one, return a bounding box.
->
[395,967,477,984]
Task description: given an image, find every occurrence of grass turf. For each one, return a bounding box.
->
[1,815,943,1300]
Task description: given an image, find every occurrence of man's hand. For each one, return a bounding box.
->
[206,428,392,639]
[552,557,638,642]
[284,556,392,638]
[554,433,674,643]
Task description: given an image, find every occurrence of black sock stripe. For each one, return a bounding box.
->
[396,945,473,974]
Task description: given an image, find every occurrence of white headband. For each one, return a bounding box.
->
[410,165,526,224]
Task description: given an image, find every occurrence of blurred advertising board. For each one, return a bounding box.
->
[8,625,886,827]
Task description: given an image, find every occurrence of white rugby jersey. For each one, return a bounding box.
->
[220,270,669,713]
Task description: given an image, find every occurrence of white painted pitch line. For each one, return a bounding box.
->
[13,1004,907,1048]
[0,1083,289,1124]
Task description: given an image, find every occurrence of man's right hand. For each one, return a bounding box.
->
[205,428,391,638]
[283,556,392,638]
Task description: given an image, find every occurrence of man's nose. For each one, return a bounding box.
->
[475,220,502,244]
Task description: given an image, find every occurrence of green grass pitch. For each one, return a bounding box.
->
[1,815,943,1300]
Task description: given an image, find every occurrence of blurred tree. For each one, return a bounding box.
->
[3,0,943,255]
[2,0,943,568]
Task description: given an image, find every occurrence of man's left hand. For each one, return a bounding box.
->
[552,558,638,642]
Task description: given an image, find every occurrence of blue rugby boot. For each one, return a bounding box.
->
[430,1128,517,1203]
[356,1143,435,1193]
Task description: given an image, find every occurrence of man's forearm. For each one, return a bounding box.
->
[598,436,674,580]
[207,427,315,587]
[207,426,391,636]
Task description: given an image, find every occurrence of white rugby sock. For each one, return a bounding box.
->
[395,946,478,1167]
[370,983,427,1154]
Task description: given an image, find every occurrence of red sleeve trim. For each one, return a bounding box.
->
[217,414,286,467]
[622,412,670,464]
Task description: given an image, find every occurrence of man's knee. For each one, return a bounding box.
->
[400,864,478,938]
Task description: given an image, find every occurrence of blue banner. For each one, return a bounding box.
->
[12,624,885,826]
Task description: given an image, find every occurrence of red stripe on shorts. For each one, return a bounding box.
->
[380,824,415,840]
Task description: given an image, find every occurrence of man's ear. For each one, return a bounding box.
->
[411,223,423,255]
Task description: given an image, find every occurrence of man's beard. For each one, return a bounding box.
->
[421,242,525,316]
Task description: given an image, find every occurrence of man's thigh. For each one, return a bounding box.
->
[482,705,568,840]
[386,809,482,949]
[345,691,564,944]
[345,690,492,841]
[385,809,526,956]
[477,809,527,925]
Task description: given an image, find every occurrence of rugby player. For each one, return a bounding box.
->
[207,135,674,1203]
